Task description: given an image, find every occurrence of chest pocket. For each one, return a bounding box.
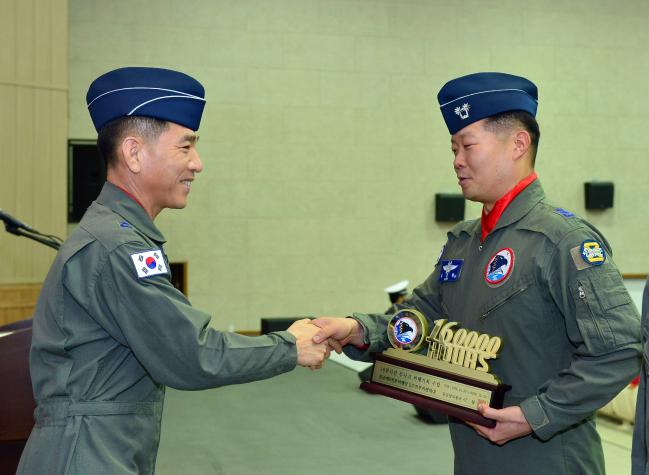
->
[480,274,535,320]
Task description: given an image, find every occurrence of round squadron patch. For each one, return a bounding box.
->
[393,316,417,344]
[387,309,429,352]
[484,248,514,287]
[580,240,606,266]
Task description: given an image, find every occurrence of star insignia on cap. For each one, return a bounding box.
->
[454,103,470,119]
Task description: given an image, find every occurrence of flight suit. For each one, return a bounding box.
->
[17,182,298,474]
[346,179,640,474]
[632,277,649,474]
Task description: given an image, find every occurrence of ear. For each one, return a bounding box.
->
[512,129,531,162]
[119,136,144,173]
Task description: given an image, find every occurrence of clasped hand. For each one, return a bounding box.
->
[287,317,364,369]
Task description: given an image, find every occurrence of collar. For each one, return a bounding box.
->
[96,181,167,244]
[481,172,539,242]
[113,184,147,211]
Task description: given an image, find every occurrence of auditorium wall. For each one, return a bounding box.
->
[67,0,649,330]
[0,0,68,285]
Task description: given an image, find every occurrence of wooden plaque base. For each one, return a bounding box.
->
[361,351,510,428]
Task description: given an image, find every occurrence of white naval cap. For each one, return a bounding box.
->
[384,280,409,295]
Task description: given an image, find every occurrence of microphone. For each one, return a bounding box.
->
[0,209,34,231]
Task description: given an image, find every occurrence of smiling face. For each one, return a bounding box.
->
[450,119,518,209]
[137,122,203,217]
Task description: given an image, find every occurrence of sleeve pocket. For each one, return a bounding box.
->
[572,268,639,354]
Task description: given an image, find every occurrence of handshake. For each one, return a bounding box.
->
[286,317,365,369]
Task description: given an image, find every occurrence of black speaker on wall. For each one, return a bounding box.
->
[584,182,614,210]
[435,193,465,222]
[68,140,106,223]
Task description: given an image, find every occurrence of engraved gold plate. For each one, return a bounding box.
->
[373,361,492,410]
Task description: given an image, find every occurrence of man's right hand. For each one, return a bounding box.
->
[286,319,329,368]
[311,317,365,353]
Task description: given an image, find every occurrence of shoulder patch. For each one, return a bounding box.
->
[119,220,132,228]
[580,240,606,266]
[554,208,575,218]
[130,249,168,278]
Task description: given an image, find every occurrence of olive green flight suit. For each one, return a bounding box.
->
[632,277,649,474]
[17,182,298,475]
[346,180,640,475]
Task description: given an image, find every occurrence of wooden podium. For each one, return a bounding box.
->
[0,320,35,474]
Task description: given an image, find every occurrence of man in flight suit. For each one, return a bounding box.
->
[17,67,328,474]
[312,72,641,474]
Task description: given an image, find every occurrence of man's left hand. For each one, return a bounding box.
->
[465,404,532,445]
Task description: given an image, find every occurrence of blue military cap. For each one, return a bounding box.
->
[86,67,206,132]
[437,72,538,135]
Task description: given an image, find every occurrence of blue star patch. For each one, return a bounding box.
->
[438,259,464,282]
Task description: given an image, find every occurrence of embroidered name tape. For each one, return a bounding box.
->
[130,249,168,278]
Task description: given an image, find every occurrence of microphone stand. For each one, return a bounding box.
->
[3,224,62,250]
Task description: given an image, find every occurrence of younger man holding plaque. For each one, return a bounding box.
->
[313,72,641,474]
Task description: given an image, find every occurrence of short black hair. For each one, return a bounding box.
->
[482,111,540,166]
[389,292,407,304]
[96,116,169,168]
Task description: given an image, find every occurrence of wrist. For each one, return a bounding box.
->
[345,317,365,347]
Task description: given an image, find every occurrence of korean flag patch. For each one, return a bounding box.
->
[130,249,168,278]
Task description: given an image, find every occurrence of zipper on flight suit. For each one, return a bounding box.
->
[576,281,606,343]
[480,285,529,319]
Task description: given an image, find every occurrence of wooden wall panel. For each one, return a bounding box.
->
[0,0,68,285]
[51,1,68,87]
[50,91,68,231]
[15,0,34,83]
[0,284,41,326]
[0,1,16,82]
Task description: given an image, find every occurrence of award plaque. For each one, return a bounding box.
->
[360,309,510,428]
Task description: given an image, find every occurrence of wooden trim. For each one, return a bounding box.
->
[622,274,648,280]
[0,79,68,92]
[0,284,41,326]
[237,330,261,336]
